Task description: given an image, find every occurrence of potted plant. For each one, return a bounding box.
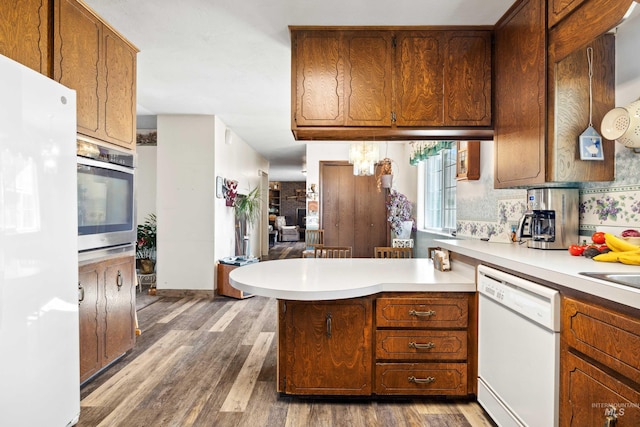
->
[386,189,415,239]
[234,186,261,258]
[376,157,393,192]
[136,213,157,274]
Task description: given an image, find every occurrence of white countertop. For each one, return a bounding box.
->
[435,239,640,310]
[228,258,476,301]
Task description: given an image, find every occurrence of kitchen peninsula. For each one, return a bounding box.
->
[230,258,477,397]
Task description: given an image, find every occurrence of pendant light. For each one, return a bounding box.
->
[348,142,379,176]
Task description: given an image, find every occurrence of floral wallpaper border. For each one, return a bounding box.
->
[456,185,640,242]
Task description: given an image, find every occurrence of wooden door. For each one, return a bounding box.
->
[321,162,355,248]
[78,264,101,383]
[0,0,51,75]
[494,0,547,188]
[393,31,444,126]
[54,0,103,139]
[103,256,135,362]
[283,299,373,395]
[443,31,492,126]
[343,31,393,126]
[293,30,344,126]
[103,26,137,148]
[354,173,387,257]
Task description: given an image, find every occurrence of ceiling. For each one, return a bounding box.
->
[85,0,514,181]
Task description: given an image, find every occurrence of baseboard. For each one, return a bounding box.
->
[155,289,214,299]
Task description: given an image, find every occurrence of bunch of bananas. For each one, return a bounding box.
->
[593,233,640,265]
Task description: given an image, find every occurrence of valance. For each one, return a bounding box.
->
[409,141,454,165]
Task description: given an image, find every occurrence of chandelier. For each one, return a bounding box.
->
[348,142,380,176]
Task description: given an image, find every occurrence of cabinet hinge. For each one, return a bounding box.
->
[283,301,286,313]
[391,111,397,123]
[392,36,397,49]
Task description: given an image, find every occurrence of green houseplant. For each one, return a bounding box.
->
[136,213,157,273]
[234,186,261,257]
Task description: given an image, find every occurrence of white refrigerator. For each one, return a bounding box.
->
[0,55,80,426]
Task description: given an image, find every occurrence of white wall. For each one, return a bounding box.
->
[152,115,268,293]
[305,141,417,201]
[615,9,640,107]
[135,145,157,225]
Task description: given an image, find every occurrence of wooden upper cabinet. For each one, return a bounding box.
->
[103,27,137,146]
[394,31,444,127]
[53,0,138,150]
[54,0,102,136]
[443,31,492,126]
[548,0,587,28]
[290,27,493,140]
[494,0,547,188]
[293,30,344,126]
[344,31,393,126]
[0,0,50,75]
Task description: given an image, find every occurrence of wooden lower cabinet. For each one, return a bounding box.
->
[376,363,467,395]
[279,297,373,395]
[560,297,640,426]
[79,254,136,384]
[277,292,474,397]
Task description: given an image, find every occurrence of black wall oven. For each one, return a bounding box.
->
[77,141,135,252]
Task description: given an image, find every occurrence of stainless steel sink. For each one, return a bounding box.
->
[579,272,640,289]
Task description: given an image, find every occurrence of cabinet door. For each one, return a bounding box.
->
[443,31,491,126]
[343,31,393,126]
[78,265,102,383]
[548,0,587,28]
[393,31,444,127]
[54,0,103,138]
[103,26,137,148]
[103,257,135,363]
[0,0,50,75]
[283,299,372,395]
[494,0,547,188]
[560,351,640,427]
[293,30,344,126]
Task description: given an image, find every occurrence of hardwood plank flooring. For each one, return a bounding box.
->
[79,241,496,426]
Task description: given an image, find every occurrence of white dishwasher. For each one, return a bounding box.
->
[477,265,560,427]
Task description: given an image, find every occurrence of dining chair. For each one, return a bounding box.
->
[301,229,324,258]
[314,245,352,258]
[374,246,413,258]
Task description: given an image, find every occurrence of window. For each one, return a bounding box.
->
[423,147,457,233]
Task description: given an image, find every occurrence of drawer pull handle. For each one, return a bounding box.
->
[408,341,435,350]
[116,270,123,290]
[604,406,618,426]
[409,309,436,317]
[408,376,435,384]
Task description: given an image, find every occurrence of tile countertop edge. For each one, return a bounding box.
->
[228,258,476,301]
[435,239,640,311]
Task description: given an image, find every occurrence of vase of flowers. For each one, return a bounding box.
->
[136,213,157,274]
[386,189,415,239]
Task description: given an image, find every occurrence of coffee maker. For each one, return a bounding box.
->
[517,188,579,250]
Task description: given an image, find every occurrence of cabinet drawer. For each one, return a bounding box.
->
[375,362,467,395]
[376,330,467,361]
[563,298,640,385]
[560,351,640,427]
[376,296,468,328]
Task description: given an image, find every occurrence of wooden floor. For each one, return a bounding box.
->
[78,242,496,427]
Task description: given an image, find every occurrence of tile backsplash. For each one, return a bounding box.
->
[456,145,640,243]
